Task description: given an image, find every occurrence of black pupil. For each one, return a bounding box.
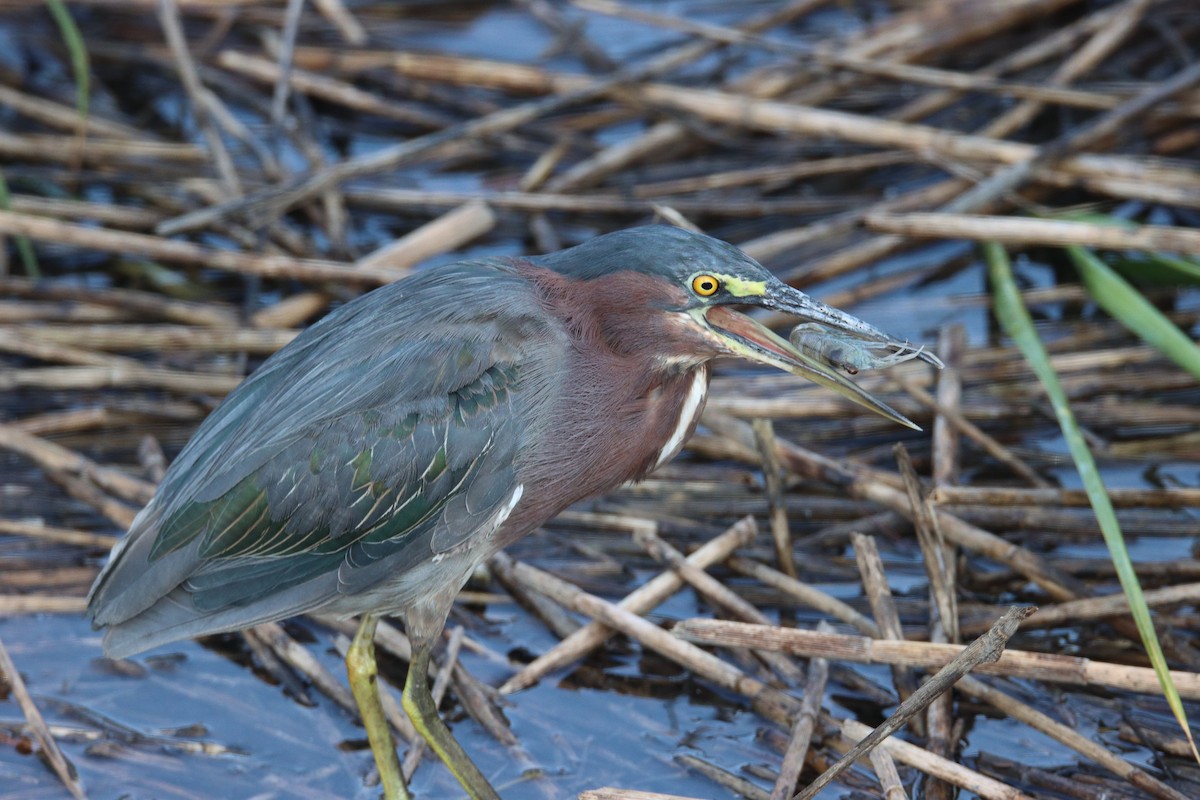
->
[702,279,714,291]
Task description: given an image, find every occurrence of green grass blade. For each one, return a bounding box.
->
[0,169,39,277]
[1067,245,1200,382]
[44,0,90,121]
[1055,212,1200,286]
[984,241,1199,761]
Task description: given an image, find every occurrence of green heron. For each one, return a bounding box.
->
[87,225,934,800]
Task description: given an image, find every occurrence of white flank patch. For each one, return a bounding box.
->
[492,484,524,533]
[654,369,707,469]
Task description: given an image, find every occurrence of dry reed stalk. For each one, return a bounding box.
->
[160,13,793,235]
[625,84,1200,205]
[749,178,969,288]
[751,419,797,581]
[770,622,828,800]
[632,152,913,198]
[0,519,119,549]
[0,211,397,285]
[489,551,581,640]
[6,324,297,354]
[673,619,1200,699]
[356,201,496,272]
[0,83,142,138]
[0,302,126,324]
[925,327,964,798]
[931,486,1200,509]
[891,6,1119,123]
[0,131,204,164]
[584,0,1199,119]
[345,187,861,217]
[0,422,155,504]
[946,58,1200,213]
[702,411,1086,601]
[158,0,242,197]
[505,557,797,725]
[633,527,805,686]
[0,276,240,327]
[679,754,775,799]
[6,195,161,228]
[499,516,757,694]
[45,471,138,529]
[0,330,143,369]
[867,213,1200,252]
[980,0,1150,138]
[931,326,965,491]
[2,566,97,590]
[851,532,920,710]
[0,365,244,395]
[836,718,1033,800]
[956,675,1190,800]
[794,607,1031,800]
[215,51,448,128]
[0,596,89,615]
[251,201,497,329]
[309,0,364,43]
[967,582,1200,633]
[894,374,1050,487]
[726,557,880,638]
[544,0,836,192]
[870,745,909,800]
[896,445,957,643]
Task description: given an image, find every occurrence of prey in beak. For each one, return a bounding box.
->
[695,283,942,431]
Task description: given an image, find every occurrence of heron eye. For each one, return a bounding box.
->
[691,274,720,297]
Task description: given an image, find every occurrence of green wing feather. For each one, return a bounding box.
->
[150,359,522,612]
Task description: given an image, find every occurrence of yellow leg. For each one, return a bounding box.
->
[402,643,500,800]
[347,614,411,800]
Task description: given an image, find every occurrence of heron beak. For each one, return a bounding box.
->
[700,288,924,430]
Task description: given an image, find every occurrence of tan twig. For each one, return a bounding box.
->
[0,211,396,285]
[867,213,1200,252]
[793,607,1032,800]
[157,0,242,196]
[751,419,797,581]
[0,633,87,799]
[851,532,920,711]
[958,675,1189,800]
[674,618,1200,699]
[499,516,757,695]
[770,622,829,800]
[634,527,804,686]
[836,717,1032,800]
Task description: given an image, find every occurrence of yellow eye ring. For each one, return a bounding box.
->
[691,274,720,297]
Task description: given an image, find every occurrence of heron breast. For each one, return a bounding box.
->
[653,367,709,469]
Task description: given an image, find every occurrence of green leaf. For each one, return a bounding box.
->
[985,241,1199,762]
[44,0,90,122]
[0,170,39,277]
[1067,245,1200,382]
[1105,251,1200,288]
[1054,212,1200,287]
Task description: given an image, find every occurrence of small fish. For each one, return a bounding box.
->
[789,322,939,375]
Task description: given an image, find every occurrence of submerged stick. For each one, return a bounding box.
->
[0,633,87,799]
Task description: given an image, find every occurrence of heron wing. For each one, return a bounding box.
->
[88,264,562,649]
